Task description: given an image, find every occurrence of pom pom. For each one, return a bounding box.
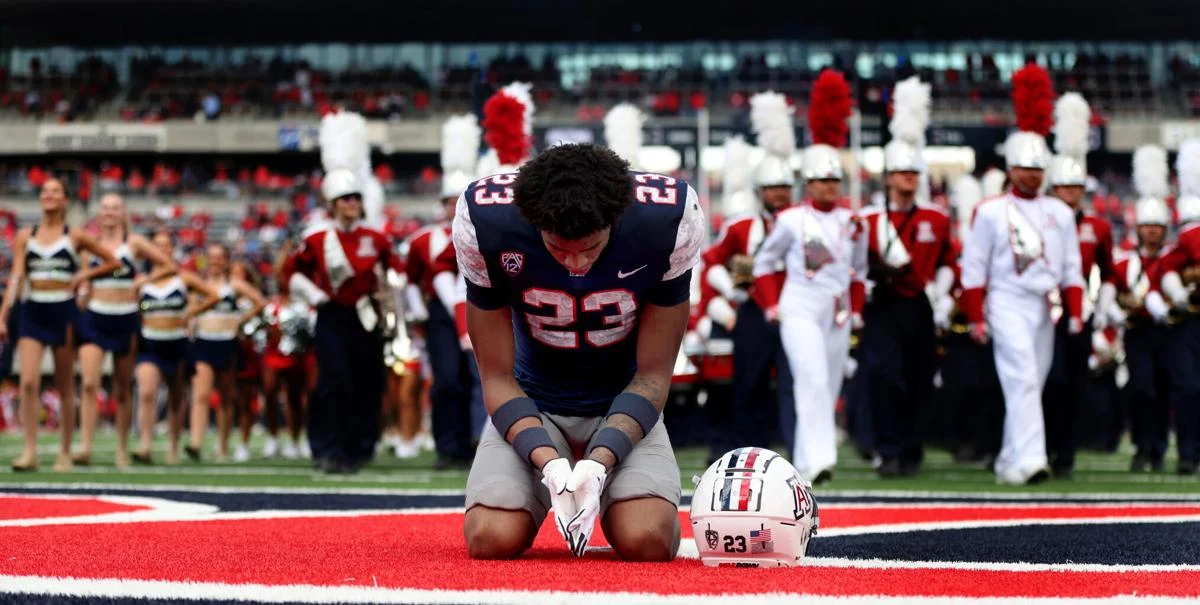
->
[1177,139,1200,197]
[749,91,796,158]
[1133,144,1170,199]
[441,114,482,176]
[603,103,645,168]
[1052,92,1091,160]
[1011,64,1055,136]
[808,69,853,148]
[889,76,931,147]
[319,111,369,173]
[482,82,535,167]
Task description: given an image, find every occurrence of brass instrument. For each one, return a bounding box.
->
[729,254,755,288]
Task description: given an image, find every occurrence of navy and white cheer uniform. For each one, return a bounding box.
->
[191,283,240,371]
[77,237,141,354]
[20,225,79,346]
[136,277,189,377]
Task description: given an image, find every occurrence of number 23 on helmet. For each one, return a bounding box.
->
[690,447,819,568]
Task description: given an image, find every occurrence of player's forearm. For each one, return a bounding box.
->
[588,370,672,470]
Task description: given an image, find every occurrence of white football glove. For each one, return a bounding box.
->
[540,458,578,549]
[564,459,608,557]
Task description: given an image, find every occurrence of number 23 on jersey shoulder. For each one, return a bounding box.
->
[523,287,636,349]
[473,173,516,205]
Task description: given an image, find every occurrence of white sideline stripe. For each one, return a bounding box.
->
[0,575,1195,604]
[818,489,1200,501]
[0,507,463,528]
[0,492,217,527]
[816,514,1200,538]
[0,482,468,496]
[5,482,1199,501]
[802,557,1200,573]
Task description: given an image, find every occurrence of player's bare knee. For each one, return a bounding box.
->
[609,519,679,562]
[463,507,535,560]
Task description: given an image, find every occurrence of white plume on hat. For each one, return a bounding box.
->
[981,168,1007,198]
[1176,138,1200,197]
[750,91,796,159]
[441,114,481,176]
[1052,92,1091,161]
[889,76,931,147]
[319,110,384,227]
[320,111,368,174]
[603,103,645,169]
[1133,144,1170,199]
[722,135,755,214]
[440,114,481,199]
[1176,139,1200,224]
[951,174,983,242]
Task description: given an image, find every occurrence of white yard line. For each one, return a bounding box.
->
[0,575,1195,605]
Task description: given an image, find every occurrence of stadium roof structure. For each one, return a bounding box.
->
[0,0,1195,46]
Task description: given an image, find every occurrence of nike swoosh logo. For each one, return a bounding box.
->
[617,265,648,279]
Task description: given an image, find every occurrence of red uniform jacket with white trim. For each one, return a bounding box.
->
[861,202,955,298]
[282,223,401,306]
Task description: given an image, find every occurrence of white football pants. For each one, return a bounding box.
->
[988,289,1054,477]
[780,301,850,481]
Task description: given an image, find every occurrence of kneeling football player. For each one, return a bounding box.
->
[454,144,704,560]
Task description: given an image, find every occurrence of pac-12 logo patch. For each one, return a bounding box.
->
[501,251,524,276]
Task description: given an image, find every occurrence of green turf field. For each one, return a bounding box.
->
[1,429,1198,494]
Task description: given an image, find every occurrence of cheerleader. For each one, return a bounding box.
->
[75,193,178,468]
[0,177,120,472]
[185,244,266,461]
[133,230,220,465]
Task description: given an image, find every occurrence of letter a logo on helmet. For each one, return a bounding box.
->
[690,447,819,568]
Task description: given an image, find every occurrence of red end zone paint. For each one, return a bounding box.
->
[0,496,151,521]
[1,503,1199,598]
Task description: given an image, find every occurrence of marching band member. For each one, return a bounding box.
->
[1041,92,1115,478]
[282,168,401,473]
[1154,138,1200,475]
[0,177,121,472]
[753,70,863,484]
[75,193,177,468]
[960,65,1085,485]
[861,77,955,477]
[700,94,796,454]
[1115,195,1172,473]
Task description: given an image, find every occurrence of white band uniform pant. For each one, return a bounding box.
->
[779,296,850,481]
[987,289,1054,478]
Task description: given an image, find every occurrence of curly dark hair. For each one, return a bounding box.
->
[512,143,634,240]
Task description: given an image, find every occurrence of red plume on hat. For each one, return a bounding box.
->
[807,69,854,148]
[1011,64,1055,136]
[482,85,532,166]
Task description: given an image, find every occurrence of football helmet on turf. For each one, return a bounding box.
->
[690,447,818,568]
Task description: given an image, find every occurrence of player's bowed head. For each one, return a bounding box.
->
[513,144,635,276]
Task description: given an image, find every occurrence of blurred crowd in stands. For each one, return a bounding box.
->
[0,49,1187,122]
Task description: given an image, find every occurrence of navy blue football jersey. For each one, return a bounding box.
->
[453,171,705,416]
